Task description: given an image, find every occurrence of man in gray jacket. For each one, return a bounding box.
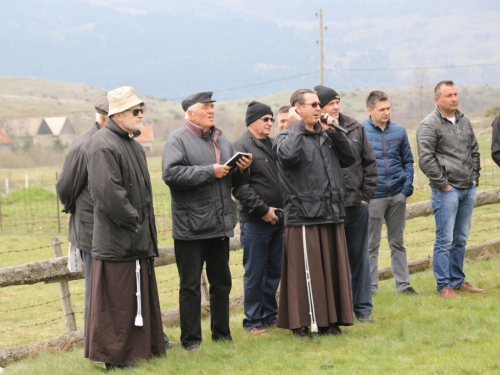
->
[417,80,484,299]
[162,92,251,352]
[56,96,108,346]
[232,101,284,336]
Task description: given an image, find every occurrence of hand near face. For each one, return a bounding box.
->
[236,154,252,173]
[319,113,337,132]
[214,164,232,178]
[287,107,301,127]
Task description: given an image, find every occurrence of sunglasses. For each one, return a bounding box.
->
[261,117,275,123]
[126,108,144,116]
[302,102,321,108]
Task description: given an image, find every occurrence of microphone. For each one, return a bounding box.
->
[320,115,348,134]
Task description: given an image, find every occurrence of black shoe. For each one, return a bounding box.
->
[292,326,309,339]
[400,286,419,295]
[163,333,179,349]
[356,314,375,323]
[185,344,200,353]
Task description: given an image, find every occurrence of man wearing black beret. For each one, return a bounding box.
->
[315,85,378,323]
[162,91,252,352]
[232,101,284,335]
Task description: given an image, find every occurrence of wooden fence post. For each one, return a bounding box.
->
[51,236,77,332]
[200,270,209,305]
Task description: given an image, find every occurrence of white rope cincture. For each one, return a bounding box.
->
[302,225,318,332]
[134,260,143,327]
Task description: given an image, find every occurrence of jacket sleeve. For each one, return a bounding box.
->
[88,147,139,232]
[231,140,269,218]
[162,138,215,189]
[56,144,88,214]
[359,127,378,202]
[491,115,500,168]
[469,122,481,185]
[417,122,448,190]
[273,122,305,167]
[400,130,414,197]
[325,128,356,168]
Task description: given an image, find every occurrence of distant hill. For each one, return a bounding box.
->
[1,76,499,143]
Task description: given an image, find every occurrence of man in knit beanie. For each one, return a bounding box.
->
[233,100,284,335]
[315,85,378,323]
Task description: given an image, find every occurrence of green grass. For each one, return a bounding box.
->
[5,257,500,374]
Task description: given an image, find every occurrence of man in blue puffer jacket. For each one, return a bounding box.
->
[361,90,418,295]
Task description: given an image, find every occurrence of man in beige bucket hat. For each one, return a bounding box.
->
[85,86,166,369]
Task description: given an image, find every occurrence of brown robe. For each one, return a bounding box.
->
[85,258,165,365]
[277,223,353,330]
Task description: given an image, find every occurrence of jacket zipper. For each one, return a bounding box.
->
[381,131,391,196]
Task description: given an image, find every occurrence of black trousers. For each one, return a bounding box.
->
[174,237,232,348]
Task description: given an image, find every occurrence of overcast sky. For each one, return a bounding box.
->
[1,0,499,100]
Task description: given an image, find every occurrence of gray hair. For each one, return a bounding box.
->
[434,80,455,97]
[366,90,390,109]
[184,103,200,119]
[290,89,316,106]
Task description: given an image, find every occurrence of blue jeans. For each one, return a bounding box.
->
[344,203,373,317]
[431,185,476,291]
[240,221,284,330]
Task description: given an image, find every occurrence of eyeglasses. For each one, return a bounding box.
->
[261,117,275,123]
[126,108,144,116]
[302,102,321,108]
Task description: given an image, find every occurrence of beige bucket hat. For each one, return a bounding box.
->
[107,86,144,116]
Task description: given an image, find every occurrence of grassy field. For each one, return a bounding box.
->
[4,257,500,374]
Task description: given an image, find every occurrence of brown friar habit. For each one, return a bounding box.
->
[277,224,353,329]
[85,259,165,365]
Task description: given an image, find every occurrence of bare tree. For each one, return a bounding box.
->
[412,68,431,123]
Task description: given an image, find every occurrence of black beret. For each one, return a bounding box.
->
[182,91,216,112]
[314,85,340,108]
[95,96,109,115]
[245,101,273,126]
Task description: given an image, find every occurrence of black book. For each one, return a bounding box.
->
[224,152,250,168]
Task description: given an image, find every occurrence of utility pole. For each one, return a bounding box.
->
[317,9,325,85]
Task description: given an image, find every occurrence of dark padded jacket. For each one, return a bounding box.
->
[56,122,100,253]
[162,124,247,241]
[417,107,480,190]
[273,121,355,226]
[491,114,500,168]
[361,117,414,198]
[87,119,158,262]
[232,130,283,222]
[338,113,377,207]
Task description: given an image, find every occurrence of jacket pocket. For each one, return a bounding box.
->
[77,210,94,249]
[291,190,328,219]
[188,199,217,234]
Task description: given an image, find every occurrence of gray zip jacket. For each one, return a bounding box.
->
[417,107,480,190]
[162,124,247,241]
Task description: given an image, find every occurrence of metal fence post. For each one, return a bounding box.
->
[51,236,77,332]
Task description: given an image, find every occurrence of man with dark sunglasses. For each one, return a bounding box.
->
[274,88,355,338]
[86,86,165,369]
[232,101,284,336]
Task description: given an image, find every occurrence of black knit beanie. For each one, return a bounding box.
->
[314,85,340,108]
[245,101,273,126]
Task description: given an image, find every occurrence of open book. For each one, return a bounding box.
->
[224,152,250,168]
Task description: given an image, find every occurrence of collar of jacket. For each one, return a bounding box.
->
[105,117,141,139]
[434,106,464,123]
[338,113,358,132]
[246,130,275,156]
[184,119,223,141]
[365,116,392,131]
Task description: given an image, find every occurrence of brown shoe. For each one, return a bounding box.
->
[439,287,460,299]
[248,327,267,336]
[458,282,485,294]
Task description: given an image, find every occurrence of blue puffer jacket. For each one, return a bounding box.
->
[361,117,414,198]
